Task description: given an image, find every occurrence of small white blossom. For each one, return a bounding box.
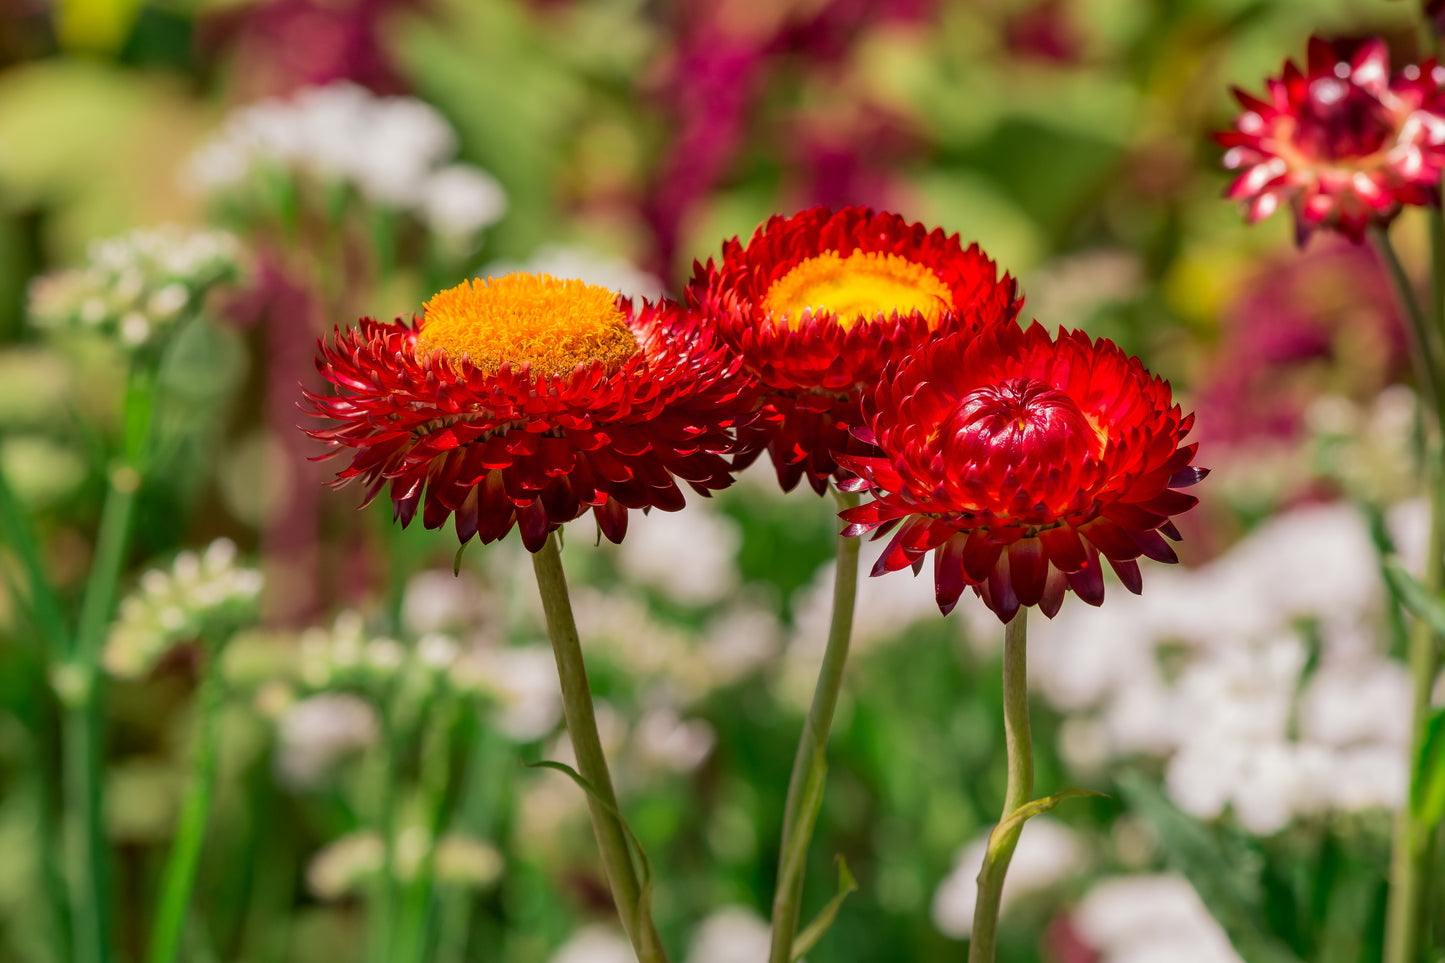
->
[103,539,263,678]
[183,83,504,249]
[548,927,635,963]
[277,692,380,789]
[28,226,243,353]
[686,906,772,963]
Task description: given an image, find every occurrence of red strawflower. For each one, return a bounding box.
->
[687,205,1022,494]
[306,274,755,552]
[838,322,1205,623]
[1217,37,1445,243]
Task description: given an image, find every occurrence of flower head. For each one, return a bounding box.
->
[307,273,754,552]
[839,323,1205,622]
[1217,37,1445,243]
[687,206,1021,493]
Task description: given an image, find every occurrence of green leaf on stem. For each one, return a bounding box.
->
[1411,707,1445,829]
[1384,560,1445,639]
[523,758,655,936]
[790,855,858,962]
[985,788,1106,860]
[452,542,468,577]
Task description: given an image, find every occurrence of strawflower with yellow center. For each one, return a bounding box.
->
[306,272,756,552]
[688,205,1021,494]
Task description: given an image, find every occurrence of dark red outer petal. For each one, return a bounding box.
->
[1130,528,1179,564]
[1108,556,1144,595]
[934,535,969,615]
[1067,552,1106,607]
[1008,538,1049,607]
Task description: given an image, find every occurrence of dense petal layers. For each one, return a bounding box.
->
[306,295,756,552]
[1217,36,1445,242]
[688,205,1021,494]
[839,322,1205,623]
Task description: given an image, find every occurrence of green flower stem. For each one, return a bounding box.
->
[1370,226,1445,429]
[366,689,407,963]
[147,650,226,963]
[0,459,70,654]
[768,488,862,963]
[1384,464,1445,963]
[62,364,158,963]
[395,694,467,963]
[532,531,667,963]
[969,610,1033,963]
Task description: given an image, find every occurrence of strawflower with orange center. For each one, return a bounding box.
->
[687,205,1022,494]
[838,321,1206,623]
[1217,36,1445,243]
[306,273,756,552]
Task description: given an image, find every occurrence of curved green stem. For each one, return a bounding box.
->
[147,651,225,963]
[1370,226,1445,430]
[532,532,667,963]
[768,488,862,963]
[969,610,1033,963]
[1384,465,1445,963]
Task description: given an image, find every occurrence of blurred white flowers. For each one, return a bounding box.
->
[1033,500,1427,834]
[547,926,635,963]
[931,816,1084,938]
[1074,874,1243,963]
[28,225,243,352]
[685,906,772,963]
[183,83,505,246]
[277,692,379,789]
[103,538,263,679]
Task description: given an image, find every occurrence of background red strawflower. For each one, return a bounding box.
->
[1217,36,1445,243]
[839,321,1205,622]
[688,205,1021,494]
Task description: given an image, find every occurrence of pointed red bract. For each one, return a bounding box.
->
[1216,37,1445,243]
[687,206,1022,494]
[305,298,756,552]
[840,322,1205,622]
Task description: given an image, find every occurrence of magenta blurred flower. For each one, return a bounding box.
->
[1217,37,1445,243]
[1199,238,1408,447]
[200,0,420,98]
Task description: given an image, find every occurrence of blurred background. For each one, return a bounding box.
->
[0,0,1441,961]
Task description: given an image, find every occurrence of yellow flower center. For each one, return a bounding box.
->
[760,250,953,330]
[416,274,640,376]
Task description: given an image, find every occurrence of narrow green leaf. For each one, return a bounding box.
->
[1412,707,1445,828]
[1383,560,1445,638]
[790,855,858,962]
[523,758,655,935]
[452,542,468,577]
[986,789,1106,861]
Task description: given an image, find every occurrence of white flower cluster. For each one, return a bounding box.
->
[1073,874,1244,963]
[1031,500,1428,835]
[103,539,263,679]
[27,225,243,352]
[306,827,503,899]
[183,83,506,244]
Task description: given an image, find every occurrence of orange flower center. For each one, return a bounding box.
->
[416,274,640,376]
[760,250,952,330]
